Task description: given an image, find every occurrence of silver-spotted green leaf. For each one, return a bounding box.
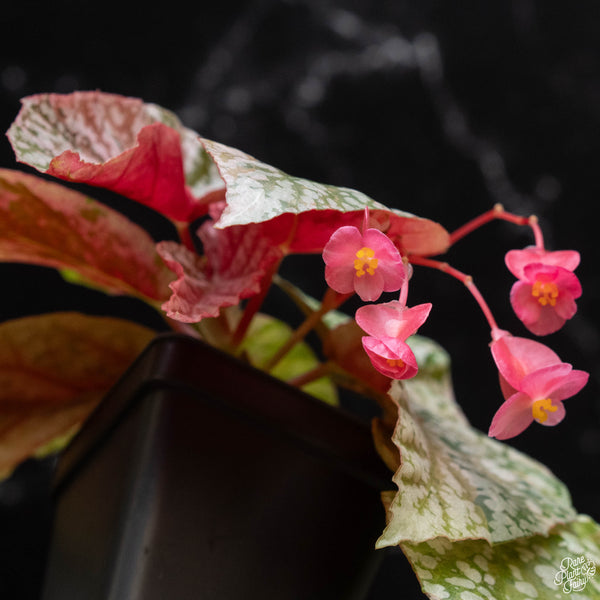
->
[401,515,600,600]
[239,313,338,406]
[377,350,577,549]
[201,138,450,256]
[201,137,406,224]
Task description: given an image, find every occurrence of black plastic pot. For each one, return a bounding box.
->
[42,334,392,600]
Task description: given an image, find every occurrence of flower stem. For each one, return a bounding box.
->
[398,258,411,307]
[409,256,500,332]
[287,361,334,388]
[264,287,348,372]
[175,221,196,252]
[449,203,544,248]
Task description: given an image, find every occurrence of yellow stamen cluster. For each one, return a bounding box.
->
[532,398,558,423]
[532,280,559,306]
[386,358,405,368]
[354,247,378,277]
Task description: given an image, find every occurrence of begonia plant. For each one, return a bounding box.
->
[1,91,599,598]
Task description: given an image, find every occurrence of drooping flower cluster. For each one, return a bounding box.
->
[322,208,431,380]
[487,236,587,438]
[322,203,589,440]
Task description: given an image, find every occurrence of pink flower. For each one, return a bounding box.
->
[355,301,432,379]
[323,225,404,302]
[505,247,582,335]
[488,333,588,440]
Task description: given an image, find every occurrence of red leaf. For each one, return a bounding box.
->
[0,169,174,301]
[47,123,206,222]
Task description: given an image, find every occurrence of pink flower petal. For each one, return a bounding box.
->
[525,308,567,336]
[354,268,385,302]
[490,335,561,389]
[510,263,581,335]
[519,363,573,400]
[323,226,363,294]
[540,401,566,427]
[323,225,404,301]
[510,281,542,325]
[549,369,589,402]
[522,263,582,297]
[355,302,432,340]
[488,392,534,440]
[361,336,419,379]
[361,228,404,291]
[506,247,580,279]
[554,294,578,320]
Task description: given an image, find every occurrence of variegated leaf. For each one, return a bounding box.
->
[201,138,450,256]
[378,341,577,549]
[402,515,600,600]
[7,92,224,222]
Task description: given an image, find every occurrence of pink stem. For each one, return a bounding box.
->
[264,287,350,372]
[449,203,545,249]
[398,259,410,307]
[409,256,500,332]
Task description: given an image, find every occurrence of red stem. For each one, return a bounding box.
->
[264,287,350,372]
[409,256,500,332]
[231,260,282,347]
[449,203,544,249]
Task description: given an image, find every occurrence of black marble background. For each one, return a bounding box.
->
[1,1,600,598]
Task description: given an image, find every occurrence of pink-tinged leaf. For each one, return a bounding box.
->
[157,219,283,322]
[0,169,174,301]
[0,312,155,479]
[201,138,450,256]
[7,92,224,222]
